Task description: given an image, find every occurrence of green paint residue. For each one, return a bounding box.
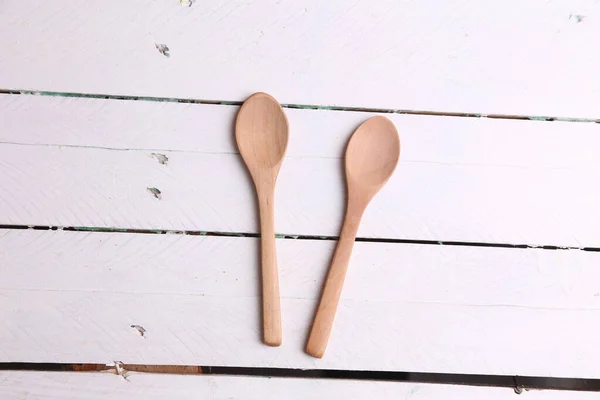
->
[282,104,319,110]
[17,90,181,104]
[276,233,300,239]
[7,90,600,124]
[75,226,128,233]
[557,117,596,123]
[528,116,552,121]
[282,103,339,111]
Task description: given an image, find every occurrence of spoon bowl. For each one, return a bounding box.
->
[236,93,289,174]
[306,116,400,358]
[236,92,289,346]
[346,116,400,191]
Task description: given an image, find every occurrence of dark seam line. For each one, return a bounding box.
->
[0,363,598,392]
[0,224,597,252]
[206,366,600,392]
[0,89,598,123]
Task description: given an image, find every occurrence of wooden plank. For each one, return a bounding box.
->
[2,95,600,246]
[5,371,594,400]
[1,1,599,117]
[70,364,202,374]
[2,230,600,377]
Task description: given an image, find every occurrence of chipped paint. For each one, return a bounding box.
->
[155,44,170,57]
[130,324,146,338]
[569,14,585,23]
[147,187,162,200]
[151,153,169,165]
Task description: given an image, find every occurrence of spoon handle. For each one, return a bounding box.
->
[306,202,363,358]
[258,188,282,346]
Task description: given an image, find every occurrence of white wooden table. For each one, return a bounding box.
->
[1,0,600,398]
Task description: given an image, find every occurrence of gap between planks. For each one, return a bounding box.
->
[0,89,598,124]
[1,224,599,253]
[0,363,599,393]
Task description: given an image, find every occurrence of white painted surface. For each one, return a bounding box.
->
[5,371,595,400]
[2,230,600,377]
[2,95,600,246]
[1,0,598,395]
[1,1,600,117]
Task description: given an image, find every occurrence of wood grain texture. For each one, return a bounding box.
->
[2,230,600,377]
[236,93,289,346]
[307,116,400,357]
[1,95,600,246]
[5,371,596,400]
[1,1,600,117]
[70,364,202,374]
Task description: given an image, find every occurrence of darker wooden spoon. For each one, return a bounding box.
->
[306,116,400,358]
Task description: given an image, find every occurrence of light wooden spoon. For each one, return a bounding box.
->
[236,92,289,346]
[306,116,400,358]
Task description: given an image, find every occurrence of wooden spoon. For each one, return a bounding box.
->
[306,116,400,358]
[236,92,289,346]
